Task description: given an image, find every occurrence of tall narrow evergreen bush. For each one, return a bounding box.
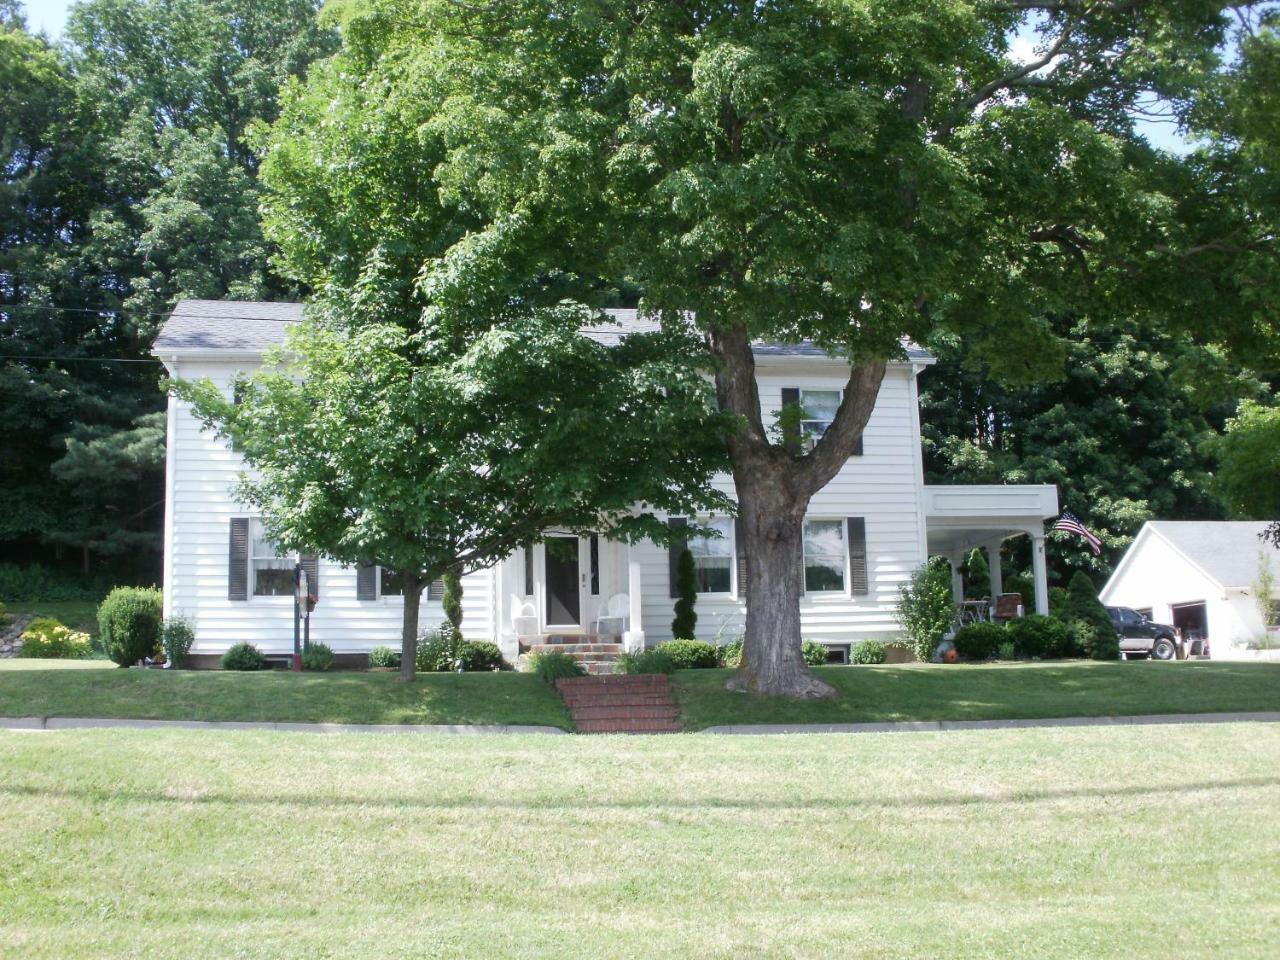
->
[671,547,698,639]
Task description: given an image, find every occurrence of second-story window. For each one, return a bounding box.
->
[800,389,841,443]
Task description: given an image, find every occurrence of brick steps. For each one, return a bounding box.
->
[556,674,681,734]
[527,634,624,676]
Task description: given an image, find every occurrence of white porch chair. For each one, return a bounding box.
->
[593,592,630,638]
[510,594,539,637]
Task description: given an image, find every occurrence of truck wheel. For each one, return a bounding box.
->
[1152,637,1176,661]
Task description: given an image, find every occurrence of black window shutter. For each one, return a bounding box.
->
[780,387,802,455]
[356,564,377,601]
[427,578,445,601]
[301,554,319,598]
[667,517,688,598]
[847,517,868,595]
[590,535,600,595]
[734,517,747,599]
[228,518,249,601]
[523,544,534,596]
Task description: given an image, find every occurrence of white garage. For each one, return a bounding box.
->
[1100,521,1280,660]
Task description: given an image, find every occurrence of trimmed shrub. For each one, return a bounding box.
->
[302,642,335,671]
[368,645,399,669]
[996,640,1017,661]
[441,570,463,636]
[961,548,991,599]
[416,628,505,672]
[18,617,92,659]
[528,650,585,683]
[718,636,744,668]
[801,639,829,666]
[1005,615,1069,660]
[952,621,1006,661]
[850,639,887,665]
[222,642,265,671]
[615,647,676,675]
[1059,571,1119,659]
[659,638,720,669]
[898,558,955,662]
[97,586,163,666]
[161,617,195,668]
[671,547,698,640]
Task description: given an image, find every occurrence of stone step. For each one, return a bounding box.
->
[528,643,623,656]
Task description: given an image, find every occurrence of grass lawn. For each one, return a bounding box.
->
[3,600,100,637]
[673,661,1280,730]
[1,724,1277,958]
[0,661,572,729]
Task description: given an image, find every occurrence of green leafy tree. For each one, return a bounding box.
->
[1214,399,1280,536]
[309,0,1278,696]
[671,548,698,640]
[178,314,730,680]
[441,570,463,638]
[961,548,991,600]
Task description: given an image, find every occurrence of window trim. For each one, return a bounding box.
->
[798,388,842,444]
[802,517,848,597]
[687,516,736,598]
[248,518,297,600]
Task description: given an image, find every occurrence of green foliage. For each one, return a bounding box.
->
[961,549,991,600]
[801,640,829,667]
[18,617,92,659]
[302,642,335,672]
[615,648,676,676]
[1059,571,1118,660]
[996,640,1017,662]
[898,559,955,662]
[160,616,195,668]
[441,571,463,636]
[1004,575,1034,613]
[367,646,399,669]
[1005,616,1070,661]
[1215,400,1280,522]
[718,637,744,669]
[0,564,115,603]
[952,622,1006,662]
[415,628,505,672]
[0,600,8,628]
[527,651,584,683]
[96,586,162,666]
[850,640,887,665]
[671,548,698,640]
[221,642,265,671]
[1077,620,1120,661]
[658,639,719,670]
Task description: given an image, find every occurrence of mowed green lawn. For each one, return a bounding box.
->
[674,661,1280,729]
[2,660,1278,731]
[0,661,573,729]
[1,724,1277,958]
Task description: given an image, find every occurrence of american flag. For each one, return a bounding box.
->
[1052,510,1102,555]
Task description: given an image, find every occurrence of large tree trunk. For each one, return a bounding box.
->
[398,572,424,682]
[708,323,886,698]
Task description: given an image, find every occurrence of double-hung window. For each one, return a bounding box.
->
[803,519,846,593]
[689,517,734,594]
[380,569,404,597]
[799,389,841,444]
[250,520,295,596]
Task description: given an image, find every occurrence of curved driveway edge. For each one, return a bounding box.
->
[0,717,568,735]
[697,711,1280,735]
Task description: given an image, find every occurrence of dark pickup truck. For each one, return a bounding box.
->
[1105,606,1181,660]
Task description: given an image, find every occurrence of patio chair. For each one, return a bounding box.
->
[992,593,1025,621]
[592,592,630,638]
[510,594,538,638]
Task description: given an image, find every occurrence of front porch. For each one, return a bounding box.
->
[923,484,1060,618]
[493,533,645,664]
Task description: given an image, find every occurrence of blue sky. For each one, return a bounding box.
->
[18,0,1190,152]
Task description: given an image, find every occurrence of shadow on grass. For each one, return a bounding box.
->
[4,775,1276,813]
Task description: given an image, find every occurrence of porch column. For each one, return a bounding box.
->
[985,539,1004,597]
[1030,531,1049,616]
[949,554,964,604]
[624,542,645,652]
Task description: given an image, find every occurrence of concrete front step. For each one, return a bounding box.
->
[528,643,623,656]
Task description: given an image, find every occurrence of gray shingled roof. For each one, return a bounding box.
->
[1148,521,1280,589]
[153,299,933,362]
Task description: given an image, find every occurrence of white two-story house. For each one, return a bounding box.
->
[154,300,1058,665]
